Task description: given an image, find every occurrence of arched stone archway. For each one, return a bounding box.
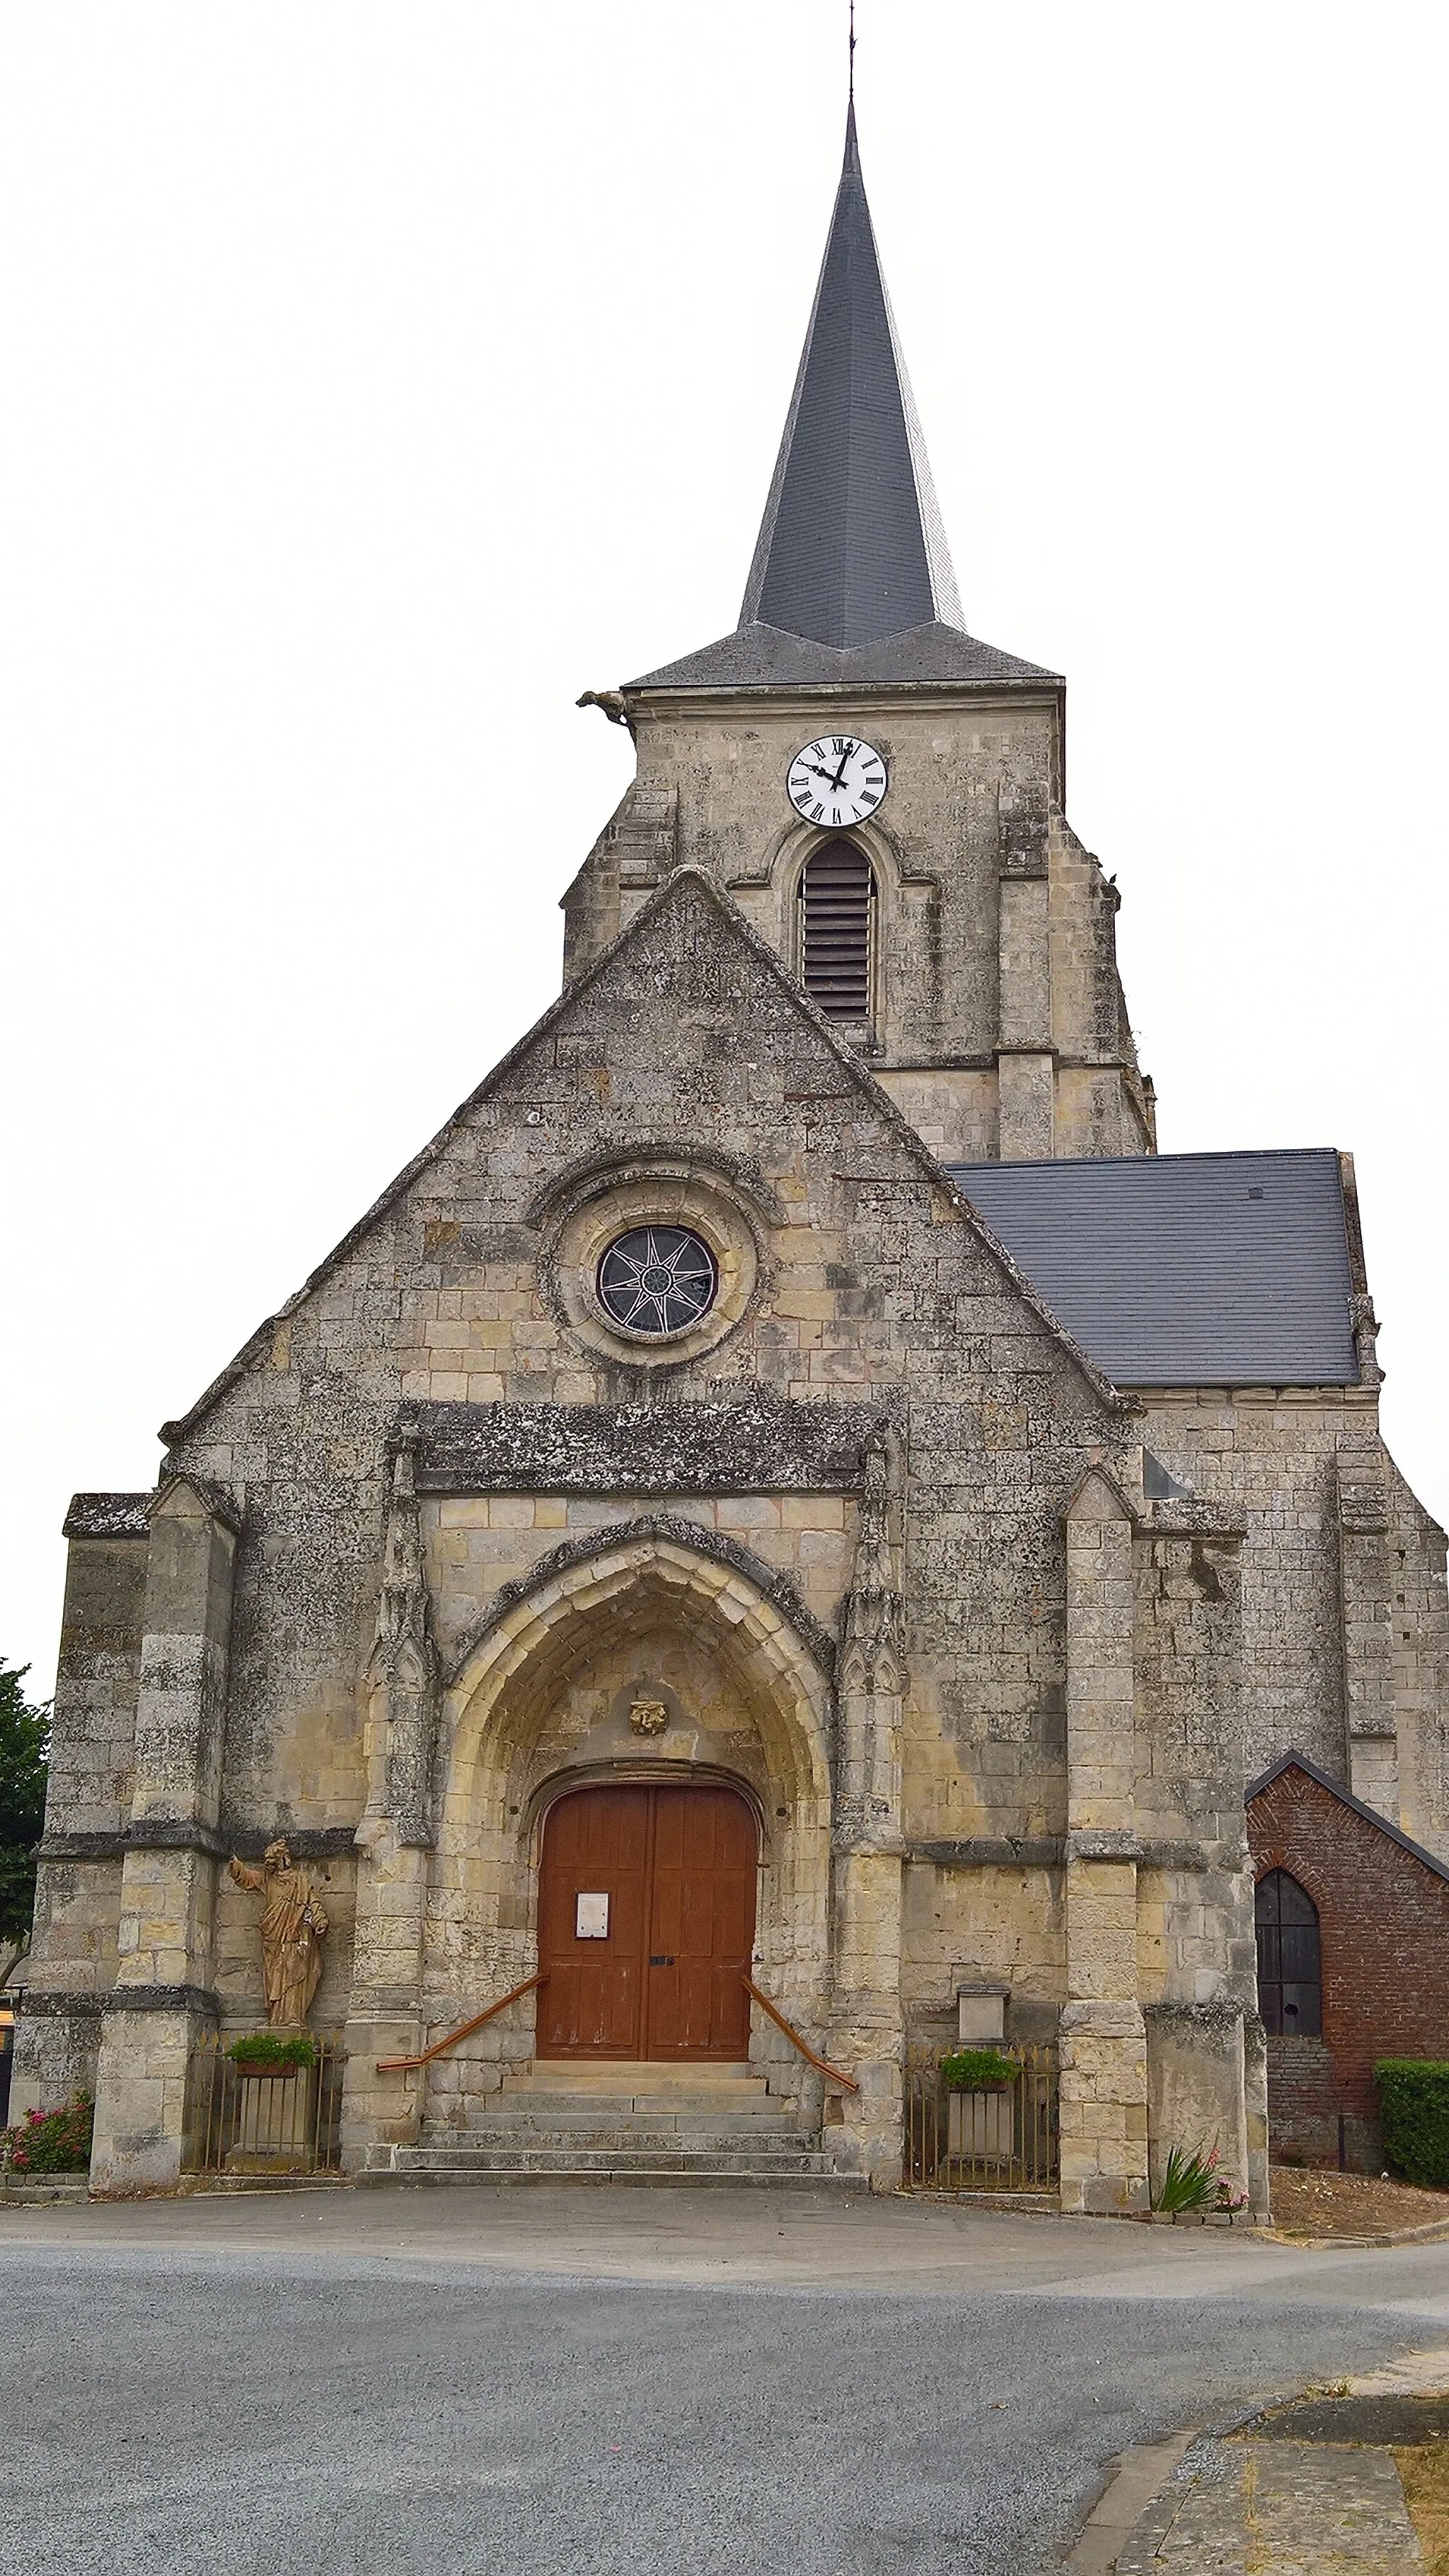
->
[412,1527,836,2107]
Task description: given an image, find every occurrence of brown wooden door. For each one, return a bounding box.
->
[645,1785,756,2060]
[536,1782,756,2062]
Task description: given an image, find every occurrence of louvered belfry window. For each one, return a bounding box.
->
[800,838,876,1020]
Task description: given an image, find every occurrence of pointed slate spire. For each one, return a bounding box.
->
[739,104,962,651]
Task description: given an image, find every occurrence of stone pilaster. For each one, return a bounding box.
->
[90,1476,238,2194]
[341,1431,440,2167]
[1337,1438,1398,1820]
[8,1504,149,2127]
[1060,1469,1148,2214]
[830,1434,906,2188]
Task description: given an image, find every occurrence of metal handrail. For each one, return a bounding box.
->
[741,1975,858,2091]
[376,1971,548,2072]
[376,1967,858,2090]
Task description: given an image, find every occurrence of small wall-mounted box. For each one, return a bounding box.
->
[955,1980,1010,2045]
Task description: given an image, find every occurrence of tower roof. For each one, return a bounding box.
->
[626,105,1059,698]
[740,104,959,652]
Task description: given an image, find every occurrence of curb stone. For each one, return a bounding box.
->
[1064,2431,1199,2572]
[1112,2436,1422,2575]
[1263,2212,1449,2250]
[1066,2402,1268,2575]
[1090,2351,1449,2572]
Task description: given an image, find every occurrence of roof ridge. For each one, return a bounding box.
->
[947,1145,1346,1175]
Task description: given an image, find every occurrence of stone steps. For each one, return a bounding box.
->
[355,2056,865,2190]
[391,2143,834,2175]
[501,2067,776,2114]
[433,2122,804,2143]
[489,2101,785,2123]
[361,2144,866,2190]
[507,2061,757,2084]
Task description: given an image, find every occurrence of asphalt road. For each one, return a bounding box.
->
[4,2186,1449,2575]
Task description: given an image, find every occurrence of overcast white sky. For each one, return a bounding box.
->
[4,2,1446,1697]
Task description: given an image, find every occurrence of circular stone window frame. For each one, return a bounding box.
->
[596,1223,720,1339]
[534,1157,770,1372]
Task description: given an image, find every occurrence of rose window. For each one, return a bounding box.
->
[596,1227,718,1336]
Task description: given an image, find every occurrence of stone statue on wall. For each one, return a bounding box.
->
[228,1839,329,2028]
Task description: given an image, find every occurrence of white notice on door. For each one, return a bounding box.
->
[575,1892,609,1939]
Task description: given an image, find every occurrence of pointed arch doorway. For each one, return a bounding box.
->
[536,1781,757,2062]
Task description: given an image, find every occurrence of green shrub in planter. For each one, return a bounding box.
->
[1375,2060,1449,2188]
[226,2031,318,2070]
[1,2091,93,2176]
[940,2047,1018,2090]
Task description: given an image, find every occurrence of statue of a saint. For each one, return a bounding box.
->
[228,1839,329,2028]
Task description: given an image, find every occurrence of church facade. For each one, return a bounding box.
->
[16,110,1447,2204]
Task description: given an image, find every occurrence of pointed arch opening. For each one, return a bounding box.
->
[799,838,877,1021]
[428,1530,836,2061]
[1255,1869,1322,2037]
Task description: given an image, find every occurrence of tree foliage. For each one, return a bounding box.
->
[0,1660,51,1948]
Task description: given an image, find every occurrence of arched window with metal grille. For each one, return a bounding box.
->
[799,838,877,1022]
[1254,1869,1323,2036]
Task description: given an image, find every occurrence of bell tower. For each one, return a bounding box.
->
[565,105,1155,1164]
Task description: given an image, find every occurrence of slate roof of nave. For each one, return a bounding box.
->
[949,1149,1361,1389]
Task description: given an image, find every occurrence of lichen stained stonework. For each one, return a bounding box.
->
[16,98,1445,2211]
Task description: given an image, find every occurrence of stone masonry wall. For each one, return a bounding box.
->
[156,877,1131,1931]
[1140,1391,1449,1859]
[23,1528,148,2013]
[563,693,1149,1164]
[27,862,1424,2206]
[110,874,1135,2093]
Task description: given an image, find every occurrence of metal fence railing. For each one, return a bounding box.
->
[904,2043,1058,2193]
[187,2035,345,2178]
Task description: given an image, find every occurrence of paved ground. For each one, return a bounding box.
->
[1109,2371,1449,2572]
[6,2185,1449,2575]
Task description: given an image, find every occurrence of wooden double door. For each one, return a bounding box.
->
[536,1782,757,2062]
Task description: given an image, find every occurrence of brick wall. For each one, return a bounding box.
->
[1247,1757,1449,2171]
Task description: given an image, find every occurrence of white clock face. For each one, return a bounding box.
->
[786,734,888,829]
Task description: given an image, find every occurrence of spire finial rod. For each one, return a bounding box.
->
[848,1,855,102]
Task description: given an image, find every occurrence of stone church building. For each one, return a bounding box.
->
[16,108,1448,2203]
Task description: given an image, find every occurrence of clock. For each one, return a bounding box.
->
[786,734,888,829]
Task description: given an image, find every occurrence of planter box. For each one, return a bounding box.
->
[947,2087,1015,2160]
